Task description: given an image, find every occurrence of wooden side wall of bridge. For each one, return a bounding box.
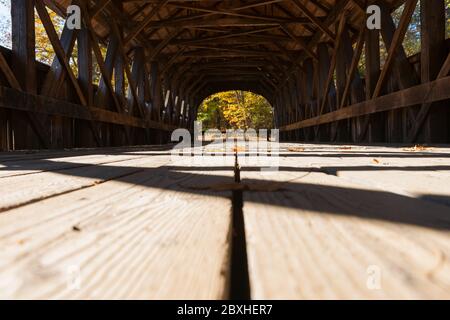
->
[277,0,450,144]
[0,0,449,151]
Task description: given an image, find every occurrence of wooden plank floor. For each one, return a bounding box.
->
[1,143,450,299]
[242,143,450,299]
[0,146,234,299]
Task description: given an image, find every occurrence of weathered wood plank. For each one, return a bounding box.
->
[241,144,450,299]
[0,154,234,299]
[0,144,174,161]
[0,154,174,211]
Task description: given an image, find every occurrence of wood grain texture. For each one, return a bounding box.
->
[241,143,450,299]
[0,148,234,299]
[0,146,173,177]
[1,144,450,299]
[0,155,172,211]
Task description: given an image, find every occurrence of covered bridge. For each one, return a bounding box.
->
[0,0,450,300]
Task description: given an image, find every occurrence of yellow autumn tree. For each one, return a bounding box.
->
[34,7,65,65]
[198,91,273,131]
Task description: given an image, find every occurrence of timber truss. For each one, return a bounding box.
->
[0,0,449,150]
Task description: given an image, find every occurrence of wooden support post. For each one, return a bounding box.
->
[280,76,450,131]
[129,47,146,116]
[12,1,36,94]
[95,37,118,110]
[76,19,97,147]
[416,0,448,142]
[150,61,162,122]
[291,74,302,141]
[287,80,297,141]
[11,0,47,149]
[303,58,314,141]
[172,88,182,125]
[317,43,333,141]
[78,27,94,108]
[41,26,77,98]
[296,69,306,140]
[0,45,20,151]
[334,26,352,142]
[40,25,77,148]
[379,1,419,142]
[365,26,384,142]
[112,33,126,146]
[0,108,9,151]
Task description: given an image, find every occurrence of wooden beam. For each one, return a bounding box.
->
[150,61,162,121]
[77,24,94,107]
[277,0,351,89]
[318,14,346,116]
[364,20,384,142]
[372,0,418,98]
[37,0,104,147]
[0,52,21,90]
[36,1,87,106]
[408,0,448,142]
[0,86,176,131]
[280,24,317,60]
[78,1,124,114]
[41,25,77,97]
[281,76,450,131]
[340,24,365,109]
[124,0,170,45]
[144,17,311,29]
[11,0,49,149]
[291,0,335,40]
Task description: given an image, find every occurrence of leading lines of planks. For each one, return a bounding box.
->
[242,143,450,299]
[0,146,235,299]
[1,143,450,299]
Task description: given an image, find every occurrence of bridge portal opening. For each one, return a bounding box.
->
[196,91,274,133]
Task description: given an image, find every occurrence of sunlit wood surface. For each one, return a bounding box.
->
[1,143,450,299]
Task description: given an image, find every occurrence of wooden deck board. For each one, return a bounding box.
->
[0,151,234,299]
[0,147,173,178]
[0,155,171,211]
[1,144,450,299]
[280,144,450,206]
[241,144,450,299]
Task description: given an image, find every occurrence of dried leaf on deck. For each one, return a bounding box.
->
[288,147,305,152]
[403,145,433,152]
[231,146,246,153]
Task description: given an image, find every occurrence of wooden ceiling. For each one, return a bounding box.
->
[47,0,403,98]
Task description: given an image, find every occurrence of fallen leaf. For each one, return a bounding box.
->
[403,145,433,152]
[231,146,246,153]
[288,147,305,152]
[372,159,380,164]
[339,146,352,150]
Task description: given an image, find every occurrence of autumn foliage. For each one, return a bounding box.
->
[197,91,273,131]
